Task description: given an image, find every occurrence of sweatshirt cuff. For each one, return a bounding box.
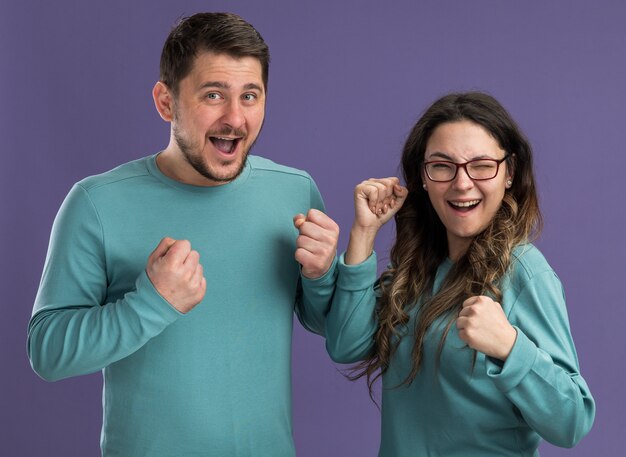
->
[486,326,537,392]
[337,251,378,291]
[136,270,185,321]
[301,254,338,287]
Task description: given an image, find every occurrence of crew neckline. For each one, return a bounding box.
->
[146,152,252,194]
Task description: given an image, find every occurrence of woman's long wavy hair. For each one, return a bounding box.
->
[350,92,542,396]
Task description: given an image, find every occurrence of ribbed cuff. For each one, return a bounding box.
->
[301,255,339,287]
[136,269,186,320]
[337,251,378,291]
[486,326,537,392]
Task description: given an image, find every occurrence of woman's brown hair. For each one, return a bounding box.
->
[351,92,542,396]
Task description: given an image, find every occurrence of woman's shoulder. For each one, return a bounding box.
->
[508,243,557,284]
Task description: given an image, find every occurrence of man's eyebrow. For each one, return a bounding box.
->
[197,82,263,92]
[243,83,263,92]
[198,81,229,91]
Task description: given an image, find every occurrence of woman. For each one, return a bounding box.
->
[325,92,595,456]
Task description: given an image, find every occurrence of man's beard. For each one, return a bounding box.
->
[173,124,254,184]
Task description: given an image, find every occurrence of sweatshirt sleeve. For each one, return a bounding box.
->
[485,269,595,447]
[296,257,338,335]
[294,176,338,335]
[27,184,183,382]
[324,252,379,364]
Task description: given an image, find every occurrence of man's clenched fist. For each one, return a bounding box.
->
[293,209,339,279]
[146,237,206,313]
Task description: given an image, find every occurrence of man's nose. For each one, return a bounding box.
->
[221,100,245,130]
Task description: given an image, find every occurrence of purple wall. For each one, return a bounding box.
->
[2,1,624,455]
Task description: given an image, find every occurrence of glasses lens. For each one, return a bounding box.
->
[467,160,498,179]
[427,162,456,181]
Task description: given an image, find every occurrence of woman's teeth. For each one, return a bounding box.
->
[449,199,480,208]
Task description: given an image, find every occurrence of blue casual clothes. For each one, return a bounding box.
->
[326,245,594,457]
[28,154,337,457]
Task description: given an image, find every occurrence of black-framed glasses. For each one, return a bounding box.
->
[424,154,510,182]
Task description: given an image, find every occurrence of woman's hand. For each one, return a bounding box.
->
[456,295,517,361]
[345,177,408,265]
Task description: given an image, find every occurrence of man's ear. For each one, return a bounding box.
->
[153,81,174,122]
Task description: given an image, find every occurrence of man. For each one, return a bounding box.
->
[28,13,339,456]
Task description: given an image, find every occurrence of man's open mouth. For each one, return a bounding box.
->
[210,136,241,154]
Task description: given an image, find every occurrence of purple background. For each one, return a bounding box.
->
[2,1,624,455]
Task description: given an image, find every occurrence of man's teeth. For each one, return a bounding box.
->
[211,137,238,153]
[450,200,480,208]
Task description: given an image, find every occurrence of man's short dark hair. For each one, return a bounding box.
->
[160,12,270,96]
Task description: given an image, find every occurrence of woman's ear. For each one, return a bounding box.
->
[505,153,515,188]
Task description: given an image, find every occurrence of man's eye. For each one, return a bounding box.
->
[206,93,221,100]
[243,93,257,101]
